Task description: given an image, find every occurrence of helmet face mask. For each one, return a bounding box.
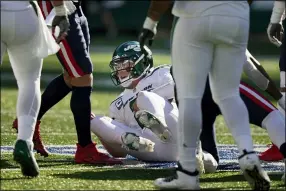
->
[109,41,153,88]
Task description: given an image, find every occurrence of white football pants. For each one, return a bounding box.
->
[1,7,43,143]
[172,15,253,171]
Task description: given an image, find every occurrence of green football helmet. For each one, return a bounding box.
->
[109,41,153,88]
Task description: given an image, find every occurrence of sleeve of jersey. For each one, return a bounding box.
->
[151,69,175,100]
[243,50,269,91]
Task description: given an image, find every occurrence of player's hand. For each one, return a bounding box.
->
[52,16,70,43]
[267,23,284,47]
[138,17,158,50]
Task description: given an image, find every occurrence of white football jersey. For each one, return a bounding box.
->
[172,1,249,19]
[109,65,175,130]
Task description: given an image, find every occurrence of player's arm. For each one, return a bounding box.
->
[244,50,283,100]
[138,0,173,47]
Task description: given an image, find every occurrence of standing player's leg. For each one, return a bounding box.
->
[209,16,270,189]
[3,6,44,176]
[155,17,213,189]
[200,79,221,164]
[56,9,121,164]
[172,67,218,171]
[10,52,43,177]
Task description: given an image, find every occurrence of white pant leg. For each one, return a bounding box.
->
[136,91,178,142]
[91,116,178,162]
[208,16,254,154]
[1,8,43,142]
[172,16,214,172]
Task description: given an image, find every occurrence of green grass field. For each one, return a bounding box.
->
[1,52,285,190]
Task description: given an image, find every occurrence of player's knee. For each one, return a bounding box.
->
[17,75,41,89]
[212,91,239,105]
[137,91,164,106]
[70,73,93,87]
[90,116,112,134]
[63,70,72,88]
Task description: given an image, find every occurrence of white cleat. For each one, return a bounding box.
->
[238,150,271,190]
[154,163,200,190]
[134,110,172,142]
[202,151,218,173]
[121,132,155,152]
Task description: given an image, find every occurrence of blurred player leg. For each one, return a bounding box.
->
[208,15,270,189]
[171,16,213,189]
[1,4,44,176]
[200,79,221,164]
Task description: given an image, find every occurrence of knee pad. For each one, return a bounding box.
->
[211,92,239,106]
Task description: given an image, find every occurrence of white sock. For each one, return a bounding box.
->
[202,151,218,173]
[280,71,285,89]
[262,110,286,148]
[216,95,254,155]
[17,115,36,143]
[178,97,202,172]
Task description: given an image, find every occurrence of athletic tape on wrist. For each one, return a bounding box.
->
[143,17,158,32]
[54,4,68,16]
[270,1,285,23]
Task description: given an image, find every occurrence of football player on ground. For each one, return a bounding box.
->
[90,41,217,174]
[11,0,122,165]
[1,0,64,177]
[89,41,285,181]
[138,1,269,190]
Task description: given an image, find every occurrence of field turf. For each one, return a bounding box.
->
[1,52,285,190]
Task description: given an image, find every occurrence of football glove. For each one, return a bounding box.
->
[267,0,285,47]
[52,5,70,43]
[138,17,158,49]
[267,23,284,47]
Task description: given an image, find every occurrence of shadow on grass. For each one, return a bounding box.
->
[202,172,283,182]
[53,169,285,190]
[53,168,174,180]
[0,157,74,170]
[0,159,17,169]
